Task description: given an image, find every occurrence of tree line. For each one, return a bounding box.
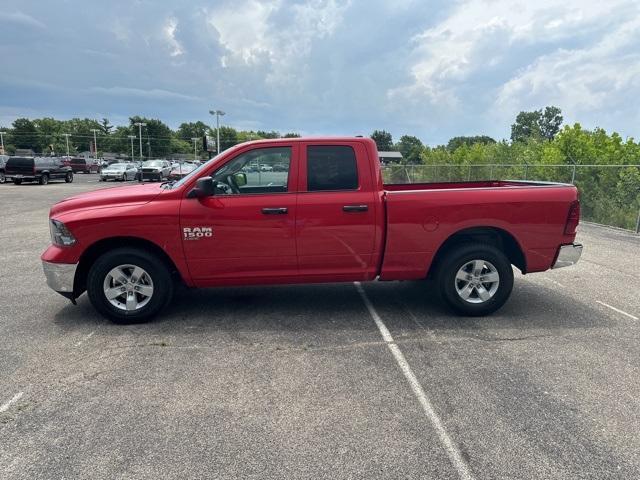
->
[1,116,301,158]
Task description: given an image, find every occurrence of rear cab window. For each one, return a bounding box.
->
[307,145,359,192]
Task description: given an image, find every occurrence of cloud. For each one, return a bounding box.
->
[88,86,201,102]
[163,17,185,57]
[0,11,45,29]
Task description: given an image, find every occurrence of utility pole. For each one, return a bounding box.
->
[128,135,136,160]
[208,109,226,154]
[0,131,6,154]
[191,137,199,161]
[62,133,71,158]
[90,129,100,159]
[134,123,146,161]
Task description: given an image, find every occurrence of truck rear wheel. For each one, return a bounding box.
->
[436,243,513,316]
[39,174,49,185]
[87,247,174,324]
[65,172,74,183]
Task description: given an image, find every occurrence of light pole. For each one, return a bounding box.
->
[62,133,71,158]
[90,129,100,159]
[0,131,6,154]
[208,109,225,154]
[134,123,146,161]
[128,135,136,160]
[191,137,199,162]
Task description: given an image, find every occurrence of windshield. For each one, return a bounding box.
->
[143,160,164,167]
[106,163,127,169]
[169,152,225,189]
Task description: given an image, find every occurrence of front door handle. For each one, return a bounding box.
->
[262,207,288,215]
[342,204,368,212]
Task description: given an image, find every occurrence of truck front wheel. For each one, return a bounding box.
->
[87,247,174,324]
[436,243,513,316]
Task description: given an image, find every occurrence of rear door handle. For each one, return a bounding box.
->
[342,204,369,212]
[262,207,288,215]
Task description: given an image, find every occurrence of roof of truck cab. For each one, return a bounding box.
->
[241,136,373,144]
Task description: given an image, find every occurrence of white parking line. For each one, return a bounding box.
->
[354,282,475,480]
[0,392,24,413]
[75,331,95,347]
[596,301,638,320]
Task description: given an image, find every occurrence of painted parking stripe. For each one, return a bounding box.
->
[596,301,638,320]
[354,282,475,480]
[0,392,24,413]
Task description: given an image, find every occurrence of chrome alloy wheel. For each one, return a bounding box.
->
[454,259,500,304]
[103,264,154,311]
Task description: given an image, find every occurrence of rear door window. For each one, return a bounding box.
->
[307,146,358,191]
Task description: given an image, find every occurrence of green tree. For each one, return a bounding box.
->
[100,118,113,135]
[218,126,239,151]
[511,106,563,142]
[371,130,394,151]
[283,132,301,138]
[396,135,424,164]
[129,116,173,158]
[447,136,496,151]
[11,118,38,150]
[511,111,542,142]
[256,130,280,139]
[177,121,209,142]
[539,106,563,141]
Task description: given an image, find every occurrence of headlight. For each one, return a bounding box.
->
[50,219,76,246]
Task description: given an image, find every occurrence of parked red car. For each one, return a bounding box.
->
[42,137,582,323]
[62,157,101,173]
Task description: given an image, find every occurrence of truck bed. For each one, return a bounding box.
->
[379,180,578,280]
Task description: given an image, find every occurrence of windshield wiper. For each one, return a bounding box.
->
[160,180,176,188]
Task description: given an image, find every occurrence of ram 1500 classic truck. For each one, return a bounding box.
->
[41,137,582,324]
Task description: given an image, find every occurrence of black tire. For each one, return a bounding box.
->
[65,172,73,183]
[13,178,22,185]
[39,174,49,185]
[0,172,5,184]
[436,242,514,316]
[87,247,174,324]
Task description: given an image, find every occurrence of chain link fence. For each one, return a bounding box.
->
[381,164,640,233]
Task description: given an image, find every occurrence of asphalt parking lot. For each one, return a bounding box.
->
[1,174,639,479]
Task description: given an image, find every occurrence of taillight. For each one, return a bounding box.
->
[564,201,580,235]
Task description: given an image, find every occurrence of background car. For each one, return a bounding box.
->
[140,160,171,181]
[100,163,138,182]
[169,162,198,180]
[62,157,101,173]
[5,156,73,185]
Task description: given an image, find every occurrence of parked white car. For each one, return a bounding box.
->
[100,163,138,182]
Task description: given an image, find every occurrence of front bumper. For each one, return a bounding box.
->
[552,243,583,269]
[101,173,124,180]
[141,172,162,181]
[42,261,77,294]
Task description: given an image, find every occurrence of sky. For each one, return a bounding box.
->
[1,0,639,145]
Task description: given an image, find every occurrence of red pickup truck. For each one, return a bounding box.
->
[41,137,582,324]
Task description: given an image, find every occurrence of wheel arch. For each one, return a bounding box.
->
[429,226,527,277]
[74,236,184,297]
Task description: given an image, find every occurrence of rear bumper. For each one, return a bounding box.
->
[42,261,77,294]
[552,243,583,269]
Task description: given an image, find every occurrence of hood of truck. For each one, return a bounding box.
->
[50,183,163,217]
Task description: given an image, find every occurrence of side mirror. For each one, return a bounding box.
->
[187,176,216,198]
[233,172,247,187]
